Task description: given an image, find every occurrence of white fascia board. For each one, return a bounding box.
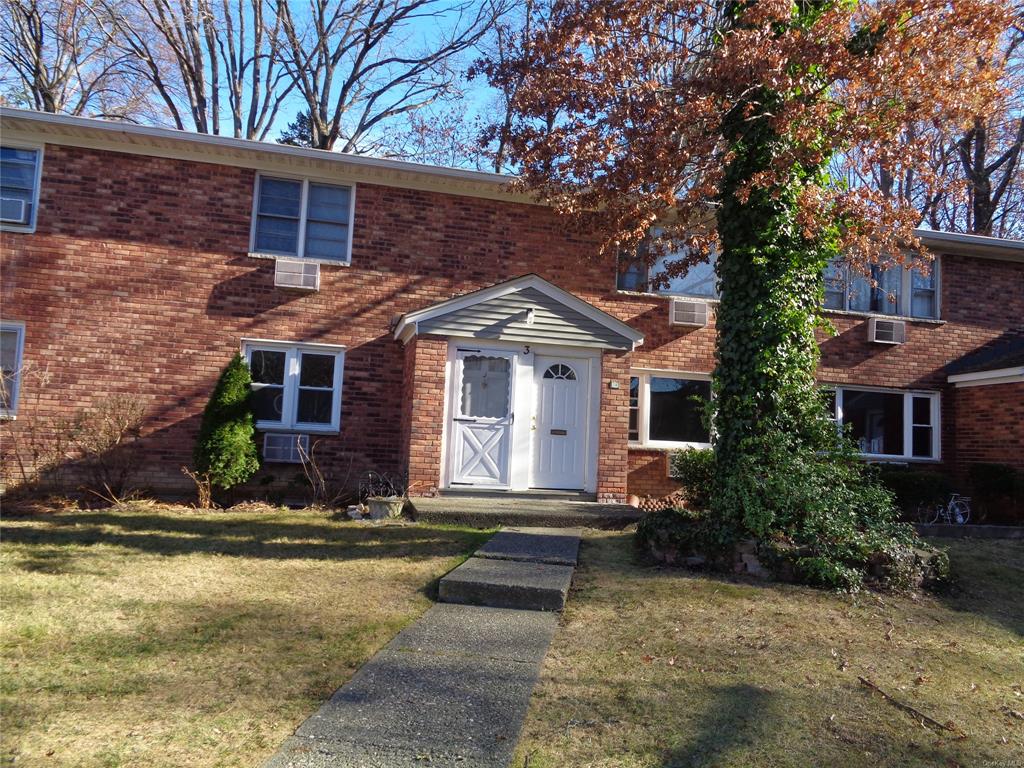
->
[948,366,1024,387]
[392,274,645,349]
[0,107,528,205]
[0,107,511,185]
[915,228,1024,262]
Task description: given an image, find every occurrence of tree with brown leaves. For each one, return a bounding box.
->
[483,0,1012,588]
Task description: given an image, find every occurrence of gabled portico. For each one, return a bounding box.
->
[394,275,643,502]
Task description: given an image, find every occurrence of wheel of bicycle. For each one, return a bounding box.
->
[949,499,970,525]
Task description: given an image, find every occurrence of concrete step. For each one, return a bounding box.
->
[438,556,574,611]
[441,488,597,501]
[410,495,641,529]
[474,526,582,566]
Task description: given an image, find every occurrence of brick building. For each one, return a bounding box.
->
[1,108,1022,505]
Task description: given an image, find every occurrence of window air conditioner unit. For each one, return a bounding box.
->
[868,317,906,345]
[263,433,309,464]
[0,198,27,225]
[274,258,319,291]
[669,298,709,328]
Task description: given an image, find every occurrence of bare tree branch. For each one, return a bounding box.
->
[0,0,149,118]
[276,0,509,152]
[103,0,295,139]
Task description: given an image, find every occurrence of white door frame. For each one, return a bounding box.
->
[441,339,601,493]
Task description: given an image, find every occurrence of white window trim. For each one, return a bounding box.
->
[823,257,941,320]
[629,369,713,450]
[240,338,346,433]
[827,385,941,462]
[248,171,356,265]
[0,320,26,419]
[0,141,44,234]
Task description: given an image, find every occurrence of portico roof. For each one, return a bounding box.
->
[393,274,644,351]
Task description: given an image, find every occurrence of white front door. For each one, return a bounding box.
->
[450,350,515,488]
[532,355,590,490]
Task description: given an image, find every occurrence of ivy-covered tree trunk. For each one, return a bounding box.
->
[711,85,838,543]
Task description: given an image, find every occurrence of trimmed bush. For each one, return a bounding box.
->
[194,354,260,490]
[968,462,1018,499]
[668,448,714,509]
[968,462,1023,524]
[874,465,953,514]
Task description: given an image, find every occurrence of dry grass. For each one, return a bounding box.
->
[0,501,492,767]
[514,532,1024,768]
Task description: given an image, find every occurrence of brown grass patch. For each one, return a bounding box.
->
[514,531,1024,768]
[1,501,492,767]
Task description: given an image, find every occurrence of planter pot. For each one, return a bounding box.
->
[367,496,405,520]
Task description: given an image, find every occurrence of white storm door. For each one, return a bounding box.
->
[450,351,515,487]
[532,356,589,490]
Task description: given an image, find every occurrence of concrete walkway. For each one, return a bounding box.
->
[265,527,581,768]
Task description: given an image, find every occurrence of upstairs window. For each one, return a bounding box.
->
[243,340,345,432]
[618,237,939,321]
[251,175,353,263]
[824,259,939,319]
[0,145,42,231]
[1,321,26,418]
[629,371,712,448]
[616,234,719,299]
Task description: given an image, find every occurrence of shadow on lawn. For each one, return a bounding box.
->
[2,510,493,571]
[662,684,774,767]
[932,538,1024,637]
[588,532,1024,638]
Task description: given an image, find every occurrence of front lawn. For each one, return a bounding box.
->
[515,533,1024,768]
[0,502,491,767]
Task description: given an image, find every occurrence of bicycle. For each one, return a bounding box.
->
[916,493,971,525]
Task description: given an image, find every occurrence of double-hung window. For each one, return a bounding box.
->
[0,145,42,231]
[629,371,712,448]
[828,386,939,460]
[823,258,939,319]
[251,175,354,263]
[1,321,26,418]
[243,340,345,432]
[617,234,719,299]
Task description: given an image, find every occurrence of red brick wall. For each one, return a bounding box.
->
[2,142,1022,499]
[402,336,448,496]
[628,450,682,501]
[949,382,1024,473]
[596,351,631,502]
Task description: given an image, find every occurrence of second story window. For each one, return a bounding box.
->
[251,175,354,263]
[616,238,719,299]
[619,237,939,321]
[823,258,939,319]
[0,145,42,232]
